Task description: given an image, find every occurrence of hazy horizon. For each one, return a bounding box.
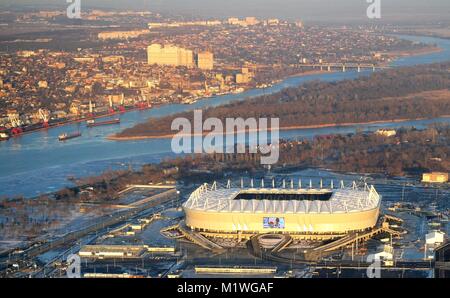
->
[1,0,449,23]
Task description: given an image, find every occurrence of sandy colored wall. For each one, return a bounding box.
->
[184,207,380,234]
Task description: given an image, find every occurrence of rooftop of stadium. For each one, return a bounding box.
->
[183,179,381,215]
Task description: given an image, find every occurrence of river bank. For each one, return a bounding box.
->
[384,45,443,58]
[107,115,450,141]
[13,125,450,211]
[0,69,330,140]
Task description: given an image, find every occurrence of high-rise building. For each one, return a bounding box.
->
[147,44,194,67]
[98,30,149,40]
[266,19,279,26]
[196,51,214,70]
[245,17,259,26]
[227,17,259,27]
[227,17,240,25]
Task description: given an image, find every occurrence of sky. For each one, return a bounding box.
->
[1,0,450,23]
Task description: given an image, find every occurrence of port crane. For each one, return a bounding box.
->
[88,100,94,118]
[38,108,49,128]
[118,95,126,113]
[136,90,151,110]
[108,97,115,114]
[8,113,23,135]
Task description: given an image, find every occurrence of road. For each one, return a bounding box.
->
[1,189,180,277]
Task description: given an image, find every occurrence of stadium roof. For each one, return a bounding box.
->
[183,182,381,214]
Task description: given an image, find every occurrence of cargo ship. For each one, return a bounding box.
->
[86,118,120,128]
[58,132,82,141]
[5,103,154,138]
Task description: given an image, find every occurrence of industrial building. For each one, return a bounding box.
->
[147,44,214,70]
[147,44,194,68]
[426,230,445,246]
[422,172,449,183]
[435,242,450,278]
[79,244,175,259]
[97,30,149,40]
[182,180,381,237]
[79,245,146,259]
[196,51,214,70]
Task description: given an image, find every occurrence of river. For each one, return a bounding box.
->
[0,35,449,198]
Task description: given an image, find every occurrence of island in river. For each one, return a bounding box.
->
[110,62,450,140]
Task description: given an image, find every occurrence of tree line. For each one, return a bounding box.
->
[116,62,450,137]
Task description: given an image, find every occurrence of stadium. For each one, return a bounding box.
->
[182,179,382,238]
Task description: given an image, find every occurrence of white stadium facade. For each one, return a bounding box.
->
[183,179,382,237]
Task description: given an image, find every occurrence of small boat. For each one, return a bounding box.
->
[87,118,120,127]
[58,132,81,141]
[0,132,9,141]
